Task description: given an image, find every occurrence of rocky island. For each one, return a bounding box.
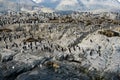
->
[0,11,120,80]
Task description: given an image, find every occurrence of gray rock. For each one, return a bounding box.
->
[16,62,90,80]
[0,53,1,62]
[0,49,17,62]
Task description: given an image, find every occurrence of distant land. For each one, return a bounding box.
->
[0,0,120,13]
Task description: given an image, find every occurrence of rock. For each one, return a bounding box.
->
[0,66,3,80]
[0,12,120,80]
[0,53,1,62]
[0,52,49,80]
[0,49,17,62]
[77,32,120,72]
[16,62,90,80]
